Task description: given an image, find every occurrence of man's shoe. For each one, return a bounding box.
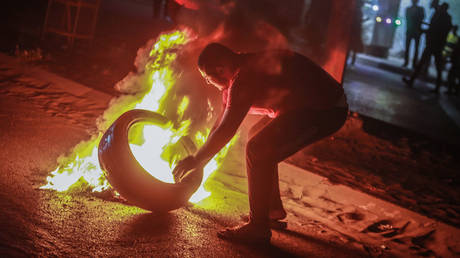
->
[402,77,413,88]
[217,222,272,244]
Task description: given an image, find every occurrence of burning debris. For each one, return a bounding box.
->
[41,28,239,206]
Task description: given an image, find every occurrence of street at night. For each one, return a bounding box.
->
[1,0,459,257]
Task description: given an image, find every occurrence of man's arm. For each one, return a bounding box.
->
[209,95,227,134]
[172,73,253,182]
[194,94,251,166]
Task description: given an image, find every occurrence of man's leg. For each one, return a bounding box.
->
[269,165,286,220]
[351,51,357,66]
[432,49,444,93]
[413,36,421,68]
[248,117,286,221]
[404,35,411,67]
[447,67,455,94]
[247,107,348,226]
[404,47,431,87]
[218,107,348,243]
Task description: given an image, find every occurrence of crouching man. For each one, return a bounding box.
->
[173,43,348,244]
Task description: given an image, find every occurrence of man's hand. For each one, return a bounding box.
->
[172,156,199,183]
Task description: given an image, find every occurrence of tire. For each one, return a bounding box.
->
[98,109,203,212]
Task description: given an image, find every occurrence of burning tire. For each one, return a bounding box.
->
[98,109,203,212]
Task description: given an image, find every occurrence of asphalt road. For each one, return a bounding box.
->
[0,55,369,257]
[343,56,460,144]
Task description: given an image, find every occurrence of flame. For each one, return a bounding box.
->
[41,29,238,205]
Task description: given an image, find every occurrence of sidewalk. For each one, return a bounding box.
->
[356,53,442,85]
[343,53,460,144]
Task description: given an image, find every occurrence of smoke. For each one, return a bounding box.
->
[169,0,353,83]
[170,0,296,52]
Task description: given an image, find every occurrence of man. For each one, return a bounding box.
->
[173,43,348,244]
[403,2,452,93]
[447,40,460,95]
[443,25,459,60]
[349,0,365,66]
[403,0,425,68]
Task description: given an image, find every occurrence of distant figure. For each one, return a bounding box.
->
[348,0,365,66]
[443,25,459,60]
[403,3,452,93]
[447,41,460,95]
[403,0,425,68]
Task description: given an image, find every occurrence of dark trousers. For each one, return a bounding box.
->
[410,46,444,91]
[448,62,460,94]
[404,34,421,68]
[246,106,348,226]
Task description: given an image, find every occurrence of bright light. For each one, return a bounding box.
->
[41,28,240,206]
[376,16,382,23]
[395,19,402,26]
[372,5,379,11]
[386,18,392,24]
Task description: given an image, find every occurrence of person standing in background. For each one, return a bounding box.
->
[403,0,425,68]
[403,2,452,93]
[348,0,365,66]
[446,40,460,95]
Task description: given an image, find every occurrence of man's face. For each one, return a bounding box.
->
[199,66,230,91]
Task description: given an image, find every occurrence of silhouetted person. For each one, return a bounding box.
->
[443,25,459,59]
[403,3,452,93]
[403,0,425,68]
[349,0,365,66]
[447,41,460,95]
[172,43,348,244]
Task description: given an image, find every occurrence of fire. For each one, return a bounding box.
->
[41,29,238,205]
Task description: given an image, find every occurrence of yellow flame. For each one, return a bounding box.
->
[189,133,239,203]
[41,29,239,206]
[177,96,189,119]
[42,30,190,193]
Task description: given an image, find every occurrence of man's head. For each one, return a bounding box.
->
[439,2,449,12]
[411,0,419,6]
[198,43,239,90]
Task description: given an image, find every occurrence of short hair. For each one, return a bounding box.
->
[440,2,449,10]
[198,43,236,73]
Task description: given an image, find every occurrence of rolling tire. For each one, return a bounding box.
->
[98,109,203,212]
